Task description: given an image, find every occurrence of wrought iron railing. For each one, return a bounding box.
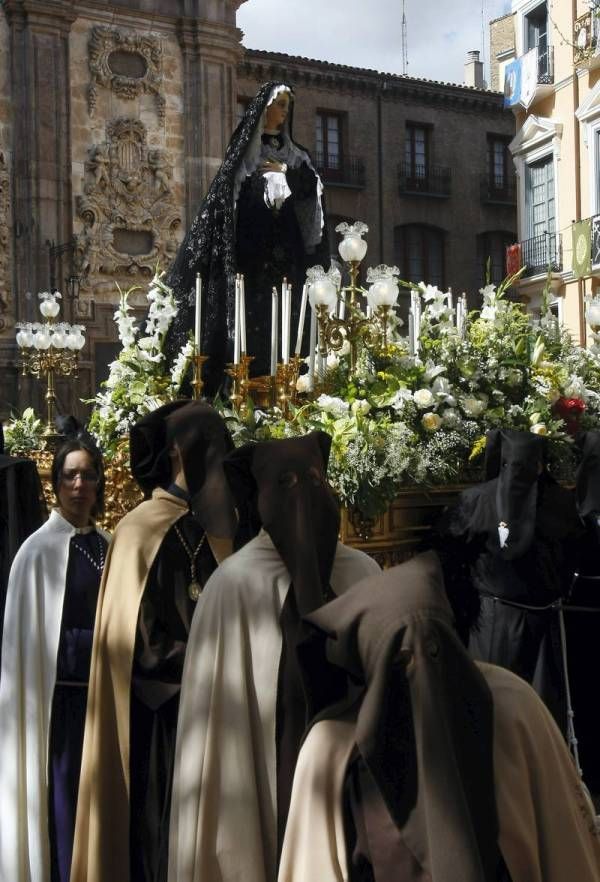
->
[520,231,562,277]
[592,215,600,266]
[480,173,517,205]
[537,44,554,84]
[315,154,366,188]
[397,161,451,197]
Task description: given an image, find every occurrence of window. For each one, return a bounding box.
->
[315,112,343,172]
[526,154,555,239]
[395,225,445,288]
[405,123,429,179]
[487,135,511,192]
[525,3,549,76]
[477,231,517,286]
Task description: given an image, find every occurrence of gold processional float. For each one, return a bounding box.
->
[15,223,485,567]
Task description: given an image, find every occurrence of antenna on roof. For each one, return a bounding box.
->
[402,0,409,76]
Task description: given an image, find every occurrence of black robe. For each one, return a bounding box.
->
[48,529,108,882]
[129,509,218,882]
[438,474,584,733]
[0,454,46,655]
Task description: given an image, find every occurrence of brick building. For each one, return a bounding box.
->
[0,0,515,419]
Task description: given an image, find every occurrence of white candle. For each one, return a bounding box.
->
[234,277,240,364]
[285,282,291,364]
[281,279,291,365]
[308,304,316,390]
[338,293,346,321]
[408,308,415,356]
[194,273,202,352]
[295,283,309,356]
[239,274,247,355]
[271,287,278,376]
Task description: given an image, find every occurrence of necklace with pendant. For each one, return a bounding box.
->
[174,523,207,601]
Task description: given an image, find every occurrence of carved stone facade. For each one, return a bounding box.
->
[74,117,180,283]
[0,151,10,328]
[87,25,165,122]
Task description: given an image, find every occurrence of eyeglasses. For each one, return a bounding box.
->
[60,469,99,484]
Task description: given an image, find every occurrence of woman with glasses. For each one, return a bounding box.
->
[0,423,109,882]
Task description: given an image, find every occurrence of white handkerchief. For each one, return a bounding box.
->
[498,521,509,549]
[263,171,292,210]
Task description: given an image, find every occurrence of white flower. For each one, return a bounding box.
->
[531,422,548,436]
[422,412,442,432]
[423,362,446,383]
[432,376,456,405]
[339,338,351,357]
[461,396,486,418]
[316,394,350,417]
[564,376,588,400]
[529,412,542,425]
[390,388,413,411]
[441,407,459,427]
[296,374,311,393]
[326,352,339,368]
[351,399,371,415]
[413,388,435,409]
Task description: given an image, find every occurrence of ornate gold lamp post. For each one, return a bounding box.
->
[307,223,401,375]
[16,291,85,441]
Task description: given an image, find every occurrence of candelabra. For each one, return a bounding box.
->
[190,349,210,400]
[274,355,303,417]
[226,354,254,417]
[308,223,401,373]
[16,291,85,438]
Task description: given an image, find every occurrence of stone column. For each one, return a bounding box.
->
[2,0,77,413]
[177,4,245,226]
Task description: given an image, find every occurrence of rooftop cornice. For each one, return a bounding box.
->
[239,48,508,114]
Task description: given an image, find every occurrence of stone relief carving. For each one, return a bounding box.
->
[88,26,165,122]
[74,118,181,285]
[0,152,10,328]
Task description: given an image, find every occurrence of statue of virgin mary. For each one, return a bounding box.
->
[164,81,330,394]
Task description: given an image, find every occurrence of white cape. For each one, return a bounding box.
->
[0,510,109,882]
[168,532,380,882]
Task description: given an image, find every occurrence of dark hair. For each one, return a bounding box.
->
[51,437,105,516]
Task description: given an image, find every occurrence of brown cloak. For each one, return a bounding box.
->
[71,489,193,882]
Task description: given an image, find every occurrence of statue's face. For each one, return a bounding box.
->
[265,91,290,131]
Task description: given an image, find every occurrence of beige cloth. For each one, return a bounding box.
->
[279,664,600,882]
[168,532,381,882]
[71,488,190,882]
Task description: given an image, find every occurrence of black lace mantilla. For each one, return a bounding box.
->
[163,81,328,395]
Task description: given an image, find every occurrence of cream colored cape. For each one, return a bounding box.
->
[279,663,600,882]
[168,531,381,882]
[0,510,109,882]
[71,488,193,882]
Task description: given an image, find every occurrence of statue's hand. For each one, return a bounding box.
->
[260,159,288,175]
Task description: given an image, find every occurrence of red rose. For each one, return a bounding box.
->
[552,396,586,435]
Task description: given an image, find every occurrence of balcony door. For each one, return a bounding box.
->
[526,155,555,238]
[525,3,549,76]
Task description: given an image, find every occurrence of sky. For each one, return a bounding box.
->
[238,0,513,87]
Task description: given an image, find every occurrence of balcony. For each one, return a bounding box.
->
[520,231,562,277]
[480,173,517,205]
[574,12,600,70]
[503,45,554,108]
[397,162,451,198]
[315,154,366,189]
[592,215,600,266]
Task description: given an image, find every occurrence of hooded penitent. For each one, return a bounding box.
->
[163,81,329,390]
[298,552,501,882]
[71,402,235,882]
[437,428,583,734]
[224,431,341,845]
[167,434,380,882]
[279,554,600,882]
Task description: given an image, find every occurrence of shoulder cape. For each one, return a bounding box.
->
[168,534,380,882]
[278,665,600,882]
[70,488,187,882]
[0,510,109,882]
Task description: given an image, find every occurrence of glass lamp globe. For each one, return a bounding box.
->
[40,298,60,319]
[587,301,600,331]
[336,221,369,263]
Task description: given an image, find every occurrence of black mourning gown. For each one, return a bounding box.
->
[235,134,329,377]
[342,756,512,882]
[48,529,108,882]
[129,510,218,882]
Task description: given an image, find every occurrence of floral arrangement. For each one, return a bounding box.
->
[220,275,600,518]
[86,271,193,456]
[3,407,45,454]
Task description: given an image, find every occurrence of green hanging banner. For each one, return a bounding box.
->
[572,219,592,279]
